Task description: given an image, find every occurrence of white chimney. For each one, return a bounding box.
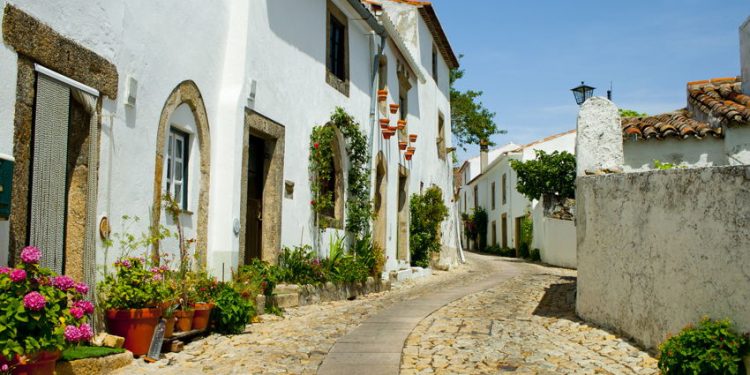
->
[480,143,488,173]
[741,16,750,94]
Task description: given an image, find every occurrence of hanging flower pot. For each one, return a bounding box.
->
[377,89,388,102]
[405,152,414,161]
[106,308,163,356]
[409,134,418,143]
[398,141,408,151]
[407,146,416,154]
[379,118,390,129]
[389,103,400,114]
[192,303,214,331]
[387,125,397,133]
[382,129,395,140]
[397,119,407,130]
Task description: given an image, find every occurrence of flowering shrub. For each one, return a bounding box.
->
[0,246,94,364]
[97,257,166,310]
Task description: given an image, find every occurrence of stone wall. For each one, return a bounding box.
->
[576,165,750,349]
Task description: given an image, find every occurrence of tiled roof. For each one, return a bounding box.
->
[622,77,749,140]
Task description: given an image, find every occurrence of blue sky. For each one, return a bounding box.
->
[429,0,749,162]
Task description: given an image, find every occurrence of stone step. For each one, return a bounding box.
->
[273,292,300,308]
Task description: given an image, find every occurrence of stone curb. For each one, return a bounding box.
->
[55,351,133,375]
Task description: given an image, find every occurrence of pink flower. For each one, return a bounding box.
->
[152,273,163,281]
[74,282,89,295]
[150,267,160,274]
[23,292,46,311]
[20,246,42,264]
[1,364,8,372]
[121,259,131,268]
[52,276,75,291]
[64,325,82,342]
[0,266,10,275]
[78,323,93,341]
[9,269,26,282]
[69,307,85,320]
[73,300,95,314]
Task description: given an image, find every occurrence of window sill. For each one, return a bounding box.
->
[326,71,350,97]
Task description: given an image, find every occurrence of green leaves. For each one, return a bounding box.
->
[212,285,254,335]
[510,150,576,201]
[450,58,505,151]
[409,186,449,267]
[658,318,750,375]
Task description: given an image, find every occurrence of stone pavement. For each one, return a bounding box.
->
[400,261,659,374]
[115,253,658,375]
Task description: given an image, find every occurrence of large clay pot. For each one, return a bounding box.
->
[9,351,60,375]
[192,303,214,331]
[164,317,176,338]
[174,309,195,332]
[105,308,162,356]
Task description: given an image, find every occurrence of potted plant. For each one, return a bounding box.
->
[0,246,94,375]
[382,129,395,140]
[191,272,219,331]
[98,257,164,356]
[161,304,177,338]
[397,119,407,130]
[407,146,416,154]
[378,118,390,129]
[377,89,388,102]
[389,103,399,114]
[409,134,418,143]
[398,141,407,151]
[405,152,414,161]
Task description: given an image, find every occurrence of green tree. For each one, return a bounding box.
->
[409,186,449,267]
[619,109,647,118]
[509,150,576,201]
[450,56,504,150]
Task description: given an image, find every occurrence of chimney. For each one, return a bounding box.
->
[741,16,750,94]
[479,141,489,173]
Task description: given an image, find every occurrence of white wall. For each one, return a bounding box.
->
[623,138,726,172]
[725,127,750,165]
[533,207,576,269]
[577,166,750,349]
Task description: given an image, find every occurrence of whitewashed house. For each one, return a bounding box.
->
[0,0,460,284]
[458,130,577,268]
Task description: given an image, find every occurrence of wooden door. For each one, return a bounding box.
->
[244,135,265,263]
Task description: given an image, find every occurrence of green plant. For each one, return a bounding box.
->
[352,234,385,278]
[98,256,165,311]
[193,271,220,304]
[521,215,533,249]
[410,186,449,267]
[658,318,749,375]
[277,246,325,285]
[60,346,124,362]
[510,150,576,201]
[0,246,94,362]
[530,248,541,262]
[619,108,648,118]
[236,259,283,298]
[309,108,372,236]
[500,247,516,257]
[519,243,530,259]
[471,207,489,252]
[653,160,683,170]
[212,284,255,335]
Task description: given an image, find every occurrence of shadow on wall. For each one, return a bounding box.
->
[532,276,577,321]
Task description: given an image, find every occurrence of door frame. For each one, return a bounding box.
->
[239,110,285,265]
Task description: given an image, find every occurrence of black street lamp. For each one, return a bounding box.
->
[571,81,595,105]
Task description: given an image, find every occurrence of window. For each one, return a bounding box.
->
[319,131,344,228]
[501,214,508,248]
[473,185,478,209]
[463,192,467,213]
[166,128,190,210]
[491,221,497,246]
[502,173,507,205]
[437,113,446,160]
[431,46,438,82]
[491,182,496,210]
[326,2,348,95]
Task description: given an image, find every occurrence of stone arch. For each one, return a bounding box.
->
[151,80,211,267]
[319,125,346,229]
[373,151,388,251]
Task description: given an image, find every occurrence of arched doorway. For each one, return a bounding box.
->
[373,152,387,252]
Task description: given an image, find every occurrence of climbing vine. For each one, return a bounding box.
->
[309,107,372,237]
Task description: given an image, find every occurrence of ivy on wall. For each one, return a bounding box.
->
[309,107,372,237]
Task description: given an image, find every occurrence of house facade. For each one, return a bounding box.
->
[0,0,460,283]
[457,131,575,264]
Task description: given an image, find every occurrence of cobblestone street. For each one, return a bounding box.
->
[116,253,658,374]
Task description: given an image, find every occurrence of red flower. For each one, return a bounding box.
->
[310,200,316,206]
[314,143,320,149]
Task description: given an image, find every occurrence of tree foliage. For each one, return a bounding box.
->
[450,57,504,150]
[509,150,576,201]
[619,109,647,118]
[409,186,449,267]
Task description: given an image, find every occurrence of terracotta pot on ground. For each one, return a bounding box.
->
[7,350,60,375]
[164,317,176,338]
[389,103,399,114]
[377,89,388,101]
[397,119,407,130]
[398,141,407,150]
[409,134,418,142]
[105,308,162,356]
[192,303,214,331]
[174,309,195,332]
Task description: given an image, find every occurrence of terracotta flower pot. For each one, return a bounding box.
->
[397,119,407,130]
[398,141,407,151]
[192,303,214,331]
[378,118,390,128]
[7,350,61,375]
[382,129,395,140]
[409,134,418,142]
[174,310,195,332]
[407,146,416,153]
[377,89,388,102]
[106,308,162,357]
[405,153,413,161]
[164,317,176,338]
[389,104,400,114]
[387,125,397,132]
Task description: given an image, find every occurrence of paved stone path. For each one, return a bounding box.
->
[115,253,658,374]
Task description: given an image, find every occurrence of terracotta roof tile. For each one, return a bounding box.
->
[622,77,748,140]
